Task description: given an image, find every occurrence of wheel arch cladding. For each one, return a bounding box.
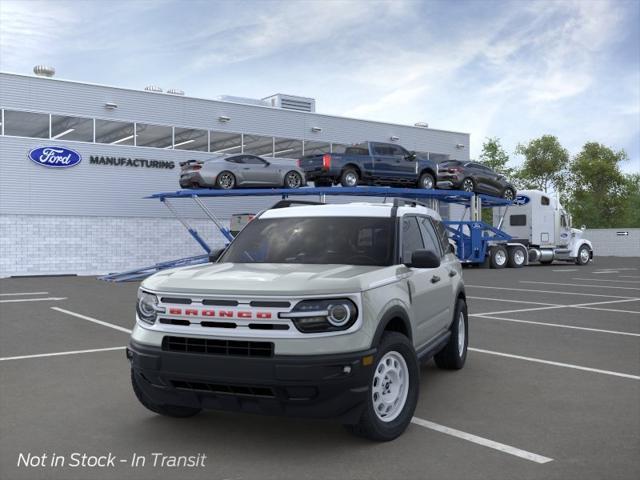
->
[371,307,413,347]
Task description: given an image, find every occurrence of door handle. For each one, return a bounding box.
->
[448,270,457,277]
[430,275,441,284]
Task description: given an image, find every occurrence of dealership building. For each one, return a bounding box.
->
[0,69,470,277]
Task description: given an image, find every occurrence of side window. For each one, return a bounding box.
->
[418,217,442,257]
[373,144,393,156]
[389,145,407,157]
[541,196,550,206]
[431,219,451,254]
[510,215,527,226]
[401,217,425,264]
[226,156,243,164]
[243,155,266,165]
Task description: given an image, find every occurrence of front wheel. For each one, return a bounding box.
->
[417,172,435,190]
[576,245,591,265]
[434,298,468,370]
[284,170,303,189]
[461,177,475,192]
[502,187,515,201]
[344,332,419,442]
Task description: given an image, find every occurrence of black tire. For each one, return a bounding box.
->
[216,171,236,189]
[502,187,515,201]
[284,170,303,189]
[461,177,475,192]
[575,244,591,265]
[489,245,508,269]
[434,298,468,370]
[344,332,419,442]
[340,168,359,187]
[131,369,201,418]
[417,172,435,190]
[507,246,526,268]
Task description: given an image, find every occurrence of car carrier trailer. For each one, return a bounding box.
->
[100,186,591,282]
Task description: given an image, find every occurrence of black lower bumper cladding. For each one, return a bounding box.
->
[128,340,376,423]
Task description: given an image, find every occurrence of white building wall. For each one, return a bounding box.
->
[585,228,640,257]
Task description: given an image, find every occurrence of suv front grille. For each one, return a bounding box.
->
[162,336,274,357]
[171,380,275,397]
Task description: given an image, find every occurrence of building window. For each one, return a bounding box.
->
[173,127,208,151]
[95,119,135,145]
[135,123,173,148]
[3,110,49,138]
[243,134,274,156]
[273,137,303,159]
[210,131,242,154]
[51,114,93,142]
[303,141,330,156]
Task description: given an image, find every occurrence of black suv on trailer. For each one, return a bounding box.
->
[437,160,516,199]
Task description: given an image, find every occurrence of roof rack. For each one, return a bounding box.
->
[270,199,325,209]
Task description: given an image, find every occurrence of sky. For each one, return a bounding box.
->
[1,0,638,173]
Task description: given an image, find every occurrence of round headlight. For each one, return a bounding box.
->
[327,303,352,327]
[137,291,160,324]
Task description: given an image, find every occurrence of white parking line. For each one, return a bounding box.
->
[51,307,132,334]
[619,275,640,279]
[473,298,640,316]
[466,285,636,299]
[552,269,578,272]
[0,291,49,296]
[411,417,553,464]
[572,278,640,284]
[0,297,67,303]
[466,296,559,307]
[0,346,126,362]
[469,348,640,380]
[593,270,620,274]
[471,314,640,337]
[520,281,640,291]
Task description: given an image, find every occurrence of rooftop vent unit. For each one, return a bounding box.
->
[33,65,55,77]
[414,122,429,128]
[144,85,163,93]
[263,94,316,113]
[167,88,185,96]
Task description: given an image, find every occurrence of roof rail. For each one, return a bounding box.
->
[270,199,325,209]
[391,197,430,209]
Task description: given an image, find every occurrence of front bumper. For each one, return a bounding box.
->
[128,340,376,423]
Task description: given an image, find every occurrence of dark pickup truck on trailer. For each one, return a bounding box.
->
[299,142,439,189]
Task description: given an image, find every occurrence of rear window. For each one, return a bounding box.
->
[220,217,394,266]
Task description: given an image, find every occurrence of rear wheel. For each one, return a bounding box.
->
[490,245,508,269]
[434,298,468,370]
[576,245,591,265]
[502,187,515,201]
[507,246,526,268]
[131,370,201,418]
[216,171,236,189]
[418,172,435,190]
[344,332,419,442]
[461,177,475,192]
[340,168,359,187]
[284,170,303,189]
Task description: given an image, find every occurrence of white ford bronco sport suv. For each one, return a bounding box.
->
[128,199,468,441]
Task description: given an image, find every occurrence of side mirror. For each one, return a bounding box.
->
[405,249,440,269]
[208,248,225,263]
[581,225,586,231]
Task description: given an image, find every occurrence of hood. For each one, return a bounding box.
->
[142,262,400,296]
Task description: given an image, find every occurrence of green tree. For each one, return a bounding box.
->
[618,173,640,228]
[566,142,629,228]
[479,137,514,177]
[515,135,569,193]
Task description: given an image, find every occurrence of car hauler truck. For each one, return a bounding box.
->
[492,189,593,266]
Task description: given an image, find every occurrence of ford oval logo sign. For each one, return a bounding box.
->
[514,195,530,205]
[28,146,82,168]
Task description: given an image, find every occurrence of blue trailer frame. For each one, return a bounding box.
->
[100,186,512,281]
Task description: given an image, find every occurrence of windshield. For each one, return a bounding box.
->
[220,217,395,266]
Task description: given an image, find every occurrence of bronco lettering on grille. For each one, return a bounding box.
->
[167,307,272,319]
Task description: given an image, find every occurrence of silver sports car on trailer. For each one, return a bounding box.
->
[179,154,306,189]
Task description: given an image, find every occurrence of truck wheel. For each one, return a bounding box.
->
[216,171,236,189]
[340,168,359,187]
[507,246,526,268]
[434,298,468,370]
[490,245,508,269]
[417,172,435,190]
[576,245,591,265]
[131,369,201,418]
[344,332,419,442]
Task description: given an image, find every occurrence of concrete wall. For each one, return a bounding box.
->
[585,228,640,257]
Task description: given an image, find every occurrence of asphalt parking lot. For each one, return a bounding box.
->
[1,257,639,480]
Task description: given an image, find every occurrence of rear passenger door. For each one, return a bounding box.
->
[401,216,451,348]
